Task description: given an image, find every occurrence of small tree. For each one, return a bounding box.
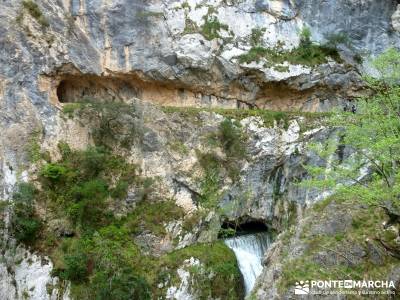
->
[304,48,400,212]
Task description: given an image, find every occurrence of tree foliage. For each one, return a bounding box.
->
[11,183,41,243]
[304,48,400,212]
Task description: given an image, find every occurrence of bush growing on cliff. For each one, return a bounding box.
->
[53,225,152,299]
[219,118,246,158]
[61,249,89,282]
[41,163,68,181]
[250,27,266,47]
[201,15,229,40]
[92,267,151,300]
[68,179,109,227]
[11,183,41,243]
[194,7,231,41]
[238,26,341,66]
[38,145,138,231]
[33,143,157,297]
[304,48,400,218]
[198,153,221,208]
[21,0,49,27]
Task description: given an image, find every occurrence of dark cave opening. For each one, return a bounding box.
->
[56,80,69,103]
[219,219,269,237]
[56,76,139,103]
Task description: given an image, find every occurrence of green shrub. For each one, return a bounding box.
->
[197,152,221,208]
[196,120,246,206]
[27,132,42,163]
[324,32,349,50]
[218,227,236,238]
[238,46,272,64]
[41,163,68,181]
[62,103,82,118]
[58,141,72,158]
[201,15,229,40]
[111,180,129,199]
[198,151,221,171]
[162,242,243,299]
[62,251,89,282]
[11,183,41,243]
[80,146,108,177]
[72,179,108,202]
[92,268,151,300]
[22,0,49,27]
[12,217,41,244]
[69,179,109,227]
[238,26,341,66]
[38,144,140,230]
[66,202,84,224]
[124,200,184,236]
[183,17,198,34]
[12,182,36,203]
[218,119,246,158]
[299,27,312,47]
[250,27,266,47]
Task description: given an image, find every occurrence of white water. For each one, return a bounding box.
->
[225,232,272,295]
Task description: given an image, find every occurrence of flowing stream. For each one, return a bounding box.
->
[225,232,272,295]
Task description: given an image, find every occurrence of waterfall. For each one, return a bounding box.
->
[225,232,272,296]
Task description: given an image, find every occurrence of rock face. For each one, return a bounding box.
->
[0,0,400,299]
[219,119,334,229]
[252,199,400,299]
[0,246,69,300]
[393,4,400,32]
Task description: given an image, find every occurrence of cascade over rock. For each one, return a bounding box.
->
[225,232,273,295]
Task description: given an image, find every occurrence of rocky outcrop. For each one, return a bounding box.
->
[0,0,398,124]
[0,1,400,299]
[0,246,69,300]
[252,198,400,299]
[1,0,398,200]
[0,98,336,299]
[219,120,334,230]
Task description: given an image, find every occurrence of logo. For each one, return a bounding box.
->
[292,279,396,296]
[295,281,310,295]
[344,280,353,289]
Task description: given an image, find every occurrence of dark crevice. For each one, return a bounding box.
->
[56,76,139,103]
[220,218,269,237]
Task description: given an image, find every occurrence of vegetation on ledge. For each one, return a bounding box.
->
[20,0,49,27]
[238,27,342,67]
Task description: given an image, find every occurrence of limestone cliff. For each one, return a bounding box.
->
[0,0,399,299]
